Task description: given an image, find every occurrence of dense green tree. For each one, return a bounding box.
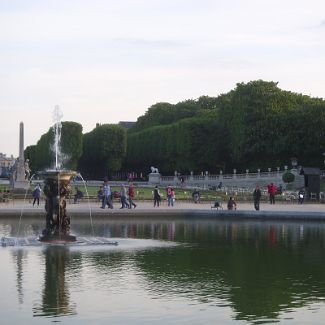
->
[32,131,52,171]
[126,111,221,174]
[129,100,208,133]
[217,80,325,171]
[79,124,127,179]
[60,122,83,169]
[126,80,325,174]
[24,80,325,178]
[26,121,83,172]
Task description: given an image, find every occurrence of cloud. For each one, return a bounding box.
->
[305,19,325,30]
[113,38,185,49]
[319,20,325,27]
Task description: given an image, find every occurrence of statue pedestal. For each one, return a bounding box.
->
[148,173,161,184]
[13,180,30,190]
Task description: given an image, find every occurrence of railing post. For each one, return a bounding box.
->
[277,167,280,178]
[190,171,194,182]
[174,171,178,185]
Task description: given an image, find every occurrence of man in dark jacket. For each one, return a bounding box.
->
[253,185,262,210]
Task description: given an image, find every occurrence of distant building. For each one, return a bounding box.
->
[0,153,15,178]
[118,121,135,129]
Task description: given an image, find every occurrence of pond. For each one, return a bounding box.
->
[1,216,325,324]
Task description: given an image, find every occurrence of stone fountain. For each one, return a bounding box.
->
[39,106,77,243]
[1,106,118,247]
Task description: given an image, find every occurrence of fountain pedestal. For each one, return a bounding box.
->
[39,170,77,243]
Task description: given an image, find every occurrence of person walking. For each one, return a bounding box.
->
[101,181,113,209]
[253,185,262,210]
[120,184,129,209]
[128,183,137,209]
[32,184,41,206]
[153,186,161,207]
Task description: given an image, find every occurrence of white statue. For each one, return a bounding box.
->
[150,166,159,174]
[25,159,30,180]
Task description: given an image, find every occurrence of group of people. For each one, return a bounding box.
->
[26,180,307,212]
[98,181,137,210]
[152,185,175,207]
[252,183,277,211]
[225,187,263,211]
[226,182,285,211]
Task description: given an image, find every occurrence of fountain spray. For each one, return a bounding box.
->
[52,105,63,170]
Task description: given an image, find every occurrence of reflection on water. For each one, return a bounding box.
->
[11,249,27,305]
[1,217,325,324]
[33,246,77,317]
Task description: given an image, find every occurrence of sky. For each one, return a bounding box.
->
[0,0,325,157]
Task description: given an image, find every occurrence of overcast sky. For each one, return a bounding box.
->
[1,0,324,157]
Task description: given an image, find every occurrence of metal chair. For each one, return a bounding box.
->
[310,192,317,201]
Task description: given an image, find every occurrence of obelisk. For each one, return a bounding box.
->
[13,122,29,189]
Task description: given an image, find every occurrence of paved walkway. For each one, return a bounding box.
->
[1,200,325,220]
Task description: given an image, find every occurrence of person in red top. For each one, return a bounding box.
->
[267,183,277,204]
[128,183,137,209]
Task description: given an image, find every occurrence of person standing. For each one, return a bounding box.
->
[97,186,103,202]
[128,183,137,209]
[298,189,305,204]
[120,184,129,209]
[166,185,174,207]
[32,184,41,206]
[101,181,113,209]
[253,185,262,210]
[192,189,200,203]
[171,188,176,205]
[153,186,161,207]
[227,197,237,210]
[267,183,276,204]
[73,186,84,204]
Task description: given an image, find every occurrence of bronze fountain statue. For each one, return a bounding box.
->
[39,170,77,243]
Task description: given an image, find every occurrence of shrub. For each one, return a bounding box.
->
[282,172,295,183]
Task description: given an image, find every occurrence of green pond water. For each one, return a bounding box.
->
[1,216,325,324]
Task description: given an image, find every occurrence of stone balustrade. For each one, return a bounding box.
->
[153,169,305,190]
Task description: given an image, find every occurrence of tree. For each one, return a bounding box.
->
[24,145,37,174]
[126,111,221,174]
[79,124,127,179]
[27,121,83,172]
[129,100,204,133]
[60,122,83,170]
